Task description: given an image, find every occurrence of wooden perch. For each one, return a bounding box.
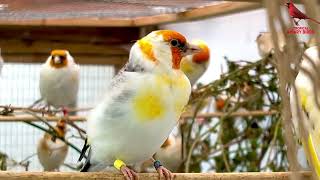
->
[182,110,278,118]
[0,115,86,122]
[0,172,312,180]
[0,110,278,122]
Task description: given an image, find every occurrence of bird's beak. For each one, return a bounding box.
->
[53,55,61,64]
[182,43,201,57]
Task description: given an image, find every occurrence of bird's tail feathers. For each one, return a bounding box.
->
[302,134,320,178]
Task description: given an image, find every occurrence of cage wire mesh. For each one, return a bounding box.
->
[0,62,115,171]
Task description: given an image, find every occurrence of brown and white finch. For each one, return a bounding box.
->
[256,32,285,58]
[39,50,79,109]
[180,39,210,85]
[79,30,200,180]
[37,119,68,171]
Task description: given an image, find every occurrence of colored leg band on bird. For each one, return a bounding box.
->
[153,160,162,170]
[114,159,126,170]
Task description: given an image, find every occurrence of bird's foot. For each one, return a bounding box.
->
[120,166,138,180]
[62,107,69,116]
[156,166,174,180]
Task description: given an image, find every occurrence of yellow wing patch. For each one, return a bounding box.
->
[132,73,190,123]
[307,134,320,178]
[298,87,314,112]
[138,38,157,62]
[132,88,165,122]
[155,73,190,119]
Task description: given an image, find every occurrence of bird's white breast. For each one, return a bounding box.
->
[37,137,68,171]
[88,70,191,165]
[39,63,79,108]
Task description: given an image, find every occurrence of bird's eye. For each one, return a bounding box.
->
[170,39,179,47]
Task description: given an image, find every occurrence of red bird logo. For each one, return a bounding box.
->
[285,0,320,26]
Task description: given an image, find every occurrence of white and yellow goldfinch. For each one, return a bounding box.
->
[79,30,200,180]
[39,50,79,109]
[37,119,68,171]
[180,39,210,85]
[290,46,320,177]
[151,40,210,172]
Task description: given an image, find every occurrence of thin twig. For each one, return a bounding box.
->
[23,121,83,155]
[0,110,278,122]
[0,105,92,115]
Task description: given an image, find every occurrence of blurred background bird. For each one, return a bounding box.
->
[290,46,320,177]
[80,30,199,180]
[180,39,210,86]
[37,50,80,113]
[37,119,68,171]
[0,48,3,75]
[256,32,285,58]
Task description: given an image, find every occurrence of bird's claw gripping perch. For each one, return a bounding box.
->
[154,160,174,180]
[156,166,174,180]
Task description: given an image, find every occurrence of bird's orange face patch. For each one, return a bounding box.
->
[157,30,187,69]
[192,43,210,64]
[50,50,68,69]
[158,30,187,45]
[171,47,183,69]
[138,38,157,62]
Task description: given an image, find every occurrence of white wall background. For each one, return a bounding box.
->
[162,6,311,85]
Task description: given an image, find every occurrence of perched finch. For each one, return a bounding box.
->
[79,30,200,180]
[0,48,3,75]
[290,46,320,177]
[180,39,210,85]
[37,119,68,171]
[256,32,285,58]
[39,50,79,109]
